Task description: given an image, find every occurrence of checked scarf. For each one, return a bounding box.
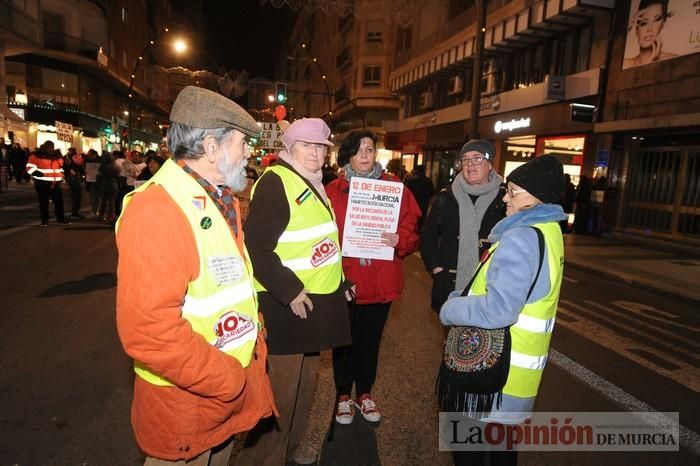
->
[177,160,241,237]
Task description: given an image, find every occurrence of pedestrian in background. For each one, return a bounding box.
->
[440,155,567,466]
[420,139,505,313]
[25,141,69,226]
[573,174,592,234]
[125,150,146,188]
[116,86,276,466]
[405,164,435,229]
[136,152,166,182]
[83,149,101,217]
[114,150,128,214]
[326,129,421,425]
[10,142,28,183]
[559,173,576,233]
[236,118,352,466]
[63,149,85,219]
[97,151,119,222]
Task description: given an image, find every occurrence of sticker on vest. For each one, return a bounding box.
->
[310,237,338,267]
[214,311,257,351]
[208,255,244,286]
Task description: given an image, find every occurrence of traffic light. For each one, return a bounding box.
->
[275,82,287,103]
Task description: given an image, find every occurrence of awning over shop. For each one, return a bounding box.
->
[1,105,26,124]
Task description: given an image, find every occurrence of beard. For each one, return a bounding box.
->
[217,148,249,192]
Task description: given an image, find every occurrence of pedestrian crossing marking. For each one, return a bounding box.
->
[557,300,700,393]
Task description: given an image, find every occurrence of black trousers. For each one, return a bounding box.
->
[453,449,517,466]
[69,187,82,216]
[35,181,65,224]
[332,301,391,396]
[452,450,518,466]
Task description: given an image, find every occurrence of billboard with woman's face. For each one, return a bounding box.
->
[623,0,700,70]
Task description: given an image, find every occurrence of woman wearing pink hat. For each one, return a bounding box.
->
[236,118,353,466]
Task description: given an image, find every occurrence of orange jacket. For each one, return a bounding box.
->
[116,184,277,461]
[26,153,64,182]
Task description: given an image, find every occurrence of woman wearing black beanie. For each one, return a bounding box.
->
[439,155,567,466]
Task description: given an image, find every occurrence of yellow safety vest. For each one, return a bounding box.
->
[116,159,259,386]
[251,164,342,294]
[470,222,564,399]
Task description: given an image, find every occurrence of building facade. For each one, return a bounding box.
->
[386,0,614,187]
[594,0,700,244]
[2,0,205,153]
[277,1,401,165]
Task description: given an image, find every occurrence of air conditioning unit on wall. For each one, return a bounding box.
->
[447,76,463,95]
[420,92,434,109]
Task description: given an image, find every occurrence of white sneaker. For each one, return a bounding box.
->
[335,395,354,424]
[355,393,381,422]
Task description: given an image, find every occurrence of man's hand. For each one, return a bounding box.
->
[380,231,399,248]
[290,290,313,319]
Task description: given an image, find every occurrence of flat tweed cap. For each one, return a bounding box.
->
[170,86,259,136]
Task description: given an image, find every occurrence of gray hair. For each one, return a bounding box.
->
[167,122,236,160]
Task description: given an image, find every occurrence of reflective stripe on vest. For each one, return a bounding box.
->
[469,222,564,399]
[251,164,342,294]
[116,159,259,387]
[26,157,64,182]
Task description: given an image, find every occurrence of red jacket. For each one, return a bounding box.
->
[326,174,421,304]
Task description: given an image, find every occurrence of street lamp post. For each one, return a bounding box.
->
[469,0,486,139]
[288,44,333,119]
[126,27,186,149]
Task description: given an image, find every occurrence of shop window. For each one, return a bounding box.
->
[363,65,381,87]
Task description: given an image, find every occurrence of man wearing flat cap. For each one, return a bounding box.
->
[115,86,277,465]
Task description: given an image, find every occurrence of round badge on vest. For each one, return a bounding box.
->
[200,216,212,229]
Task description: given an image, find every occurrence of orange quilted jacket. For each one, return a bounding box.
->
[116,184,277,460]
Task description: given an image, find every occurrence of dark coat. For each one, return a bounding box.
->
[243,161,351,355]
[419,185,506,311]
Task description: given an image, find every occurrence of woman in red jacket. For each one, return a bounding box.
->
[326,130,421,424]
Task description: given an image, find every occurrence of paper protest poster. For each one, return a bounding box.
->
[342,177,403,261]
[85,162,99,183]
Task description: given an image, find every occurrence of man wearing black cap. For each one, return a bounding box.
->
[420,138,506,312]
[440,154,567,466]
[115,86,276,465]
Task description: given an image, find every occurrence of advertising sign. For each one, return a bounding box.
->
[342,177,403,261]
[258,121,285,151]
[623,0,700,70]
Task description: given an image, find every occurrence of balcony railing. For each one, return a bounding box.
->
[336,47,351,69]
[334,85,348,105]
[43,31,100,60]
[85,0,108,14]
[338,14,353,31]
[0,0,41,46]
[394,8,474,69]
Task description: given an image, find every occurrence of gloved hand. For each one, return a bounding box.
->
[34,170,44,178]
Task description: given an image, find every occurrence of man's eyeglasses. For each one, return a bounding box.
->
[460,155,487,166]
[506,185,527,197]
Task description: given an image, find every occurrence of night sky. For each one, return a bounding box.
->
[203,1,298,79]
